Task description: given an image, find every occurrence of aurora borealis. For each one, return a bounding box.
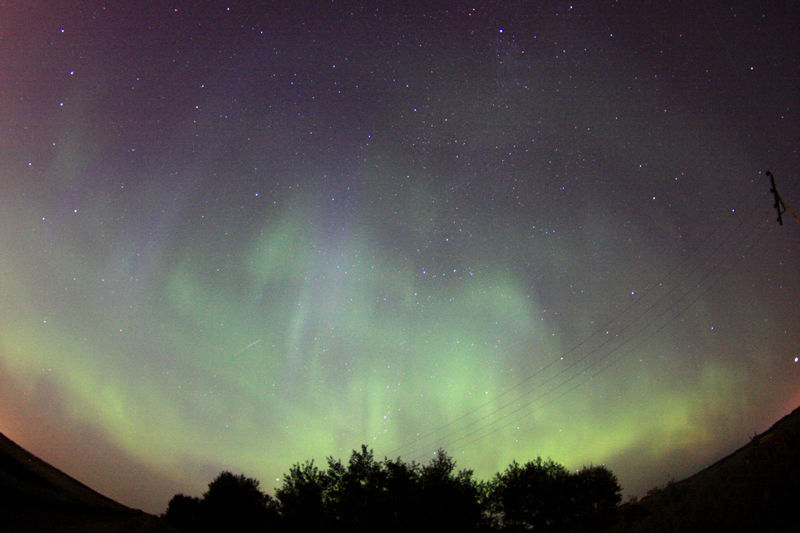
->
[1,1,799,514]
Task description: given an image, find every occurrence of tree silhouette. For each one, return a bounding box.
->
[163,472,278,532]
[202,471,278,532]
[489,458,572,532]
[163,493,202,531]
[274,460,330,532]
[326,445,389,532]
[570,465,621,531]
[164,445,621,532]
[274,446,488,532]
[488,457,621,532]
[419,449,484,531]
[382,456,423,531]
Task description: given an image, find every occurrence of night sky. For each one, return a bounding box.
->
[1,1,799,514]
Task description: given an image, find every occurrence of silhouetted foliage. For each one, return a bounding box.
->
[418,449,484,531]
[163,472,277,532]
[274,459,329,532]
[488,457,621,532]
[382,456,424,531]
[489,458,570,532]
[164,494,202,532]
[325,445,389,531]
[571,465,622,530]
[272,445,487,532]
[202,471,278,532]
[165,446,621,533]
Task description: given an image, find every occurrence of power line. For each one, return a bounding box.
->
[429,219,770,459]
[387,192,771,461]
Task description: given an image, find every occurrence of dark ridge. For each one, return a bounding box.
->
[607,405,800,532]
[0,432,171,532]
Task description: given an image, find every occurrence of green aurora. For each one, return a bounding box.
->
[1,1,799,515]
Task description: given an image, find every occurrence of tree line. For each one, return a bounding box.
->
[163,445,621,532]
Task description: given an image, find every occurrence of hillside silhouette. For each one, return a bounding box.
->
[608,405,800,532]
[0,431,170,532]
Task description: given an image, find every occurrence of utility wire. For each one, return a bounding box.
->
[387,189,771,461]
[424,218,771,460]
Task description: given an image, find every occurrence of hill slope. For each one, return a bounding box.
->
[0,431,171,532]
[609,406,800,532]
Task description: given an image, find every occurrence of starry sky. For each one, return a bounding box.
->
[1,1,799,514]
